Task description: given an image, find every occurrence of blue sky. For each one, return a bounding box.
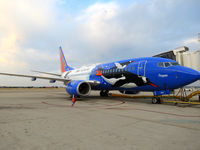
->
[0,0,200,86]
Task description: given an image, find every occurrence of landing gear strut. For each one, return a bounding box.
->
[152,97,161,104]
[100,90,109,97]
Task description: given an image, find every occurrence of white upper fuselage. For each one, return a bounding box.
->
[61,64,97,81]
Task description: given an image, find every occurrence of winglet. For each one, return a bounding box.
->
[59,46,74,73]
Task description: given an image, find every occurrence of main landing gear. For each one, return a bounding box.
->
[152,97,161,104]
[100,90,109,97]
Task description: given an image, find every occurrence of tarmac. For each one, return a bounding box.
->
[0,88,200,150]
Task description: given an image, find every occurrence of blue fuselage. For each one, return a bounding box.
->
[89,57,200,94]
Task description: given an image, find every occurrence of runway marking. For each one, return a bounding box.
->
[106,107,200,118]
[116,114,200,131]
[42,101,200,118]
[41,101,126,109]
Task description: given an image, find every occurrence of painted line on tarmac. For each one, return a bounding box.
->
[42,101,200,118]
[106,107,200,118]
[42,101,126,109]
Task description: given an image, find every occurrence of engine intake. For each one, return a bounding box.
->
[66,80,91,96]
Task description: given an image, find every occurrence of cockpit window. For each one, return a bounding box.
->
[165,62,170,67]
[171,62,179,66]
[158,62,164,67]
[157,62,180,68]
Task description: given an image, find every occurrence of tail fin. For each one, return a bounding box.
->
[59,46,74,73]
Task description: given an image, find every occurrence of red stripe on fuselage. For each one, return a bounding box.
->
[95,70,102,76]
[149,83,158,88]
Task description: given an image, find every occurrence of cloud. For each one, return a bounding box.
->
[0,0,59,70]
[0,0,63,86]
[184,38,198,45]
[0,33,28,72]
[181,37,199,50]
[77,2,118,41]
[63,0,200,63]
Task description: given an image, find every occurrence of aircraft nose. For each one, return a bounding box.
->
[177,67,200,85]
[188,72,200,81]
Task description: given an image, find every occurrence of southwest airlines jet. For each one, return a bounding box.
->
[0,47,200,103]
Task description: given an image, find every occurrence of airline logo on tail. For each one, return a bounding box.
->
[59,46,74,73]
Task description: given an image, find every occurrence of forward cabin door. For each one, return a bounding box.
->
[137,60,147,77]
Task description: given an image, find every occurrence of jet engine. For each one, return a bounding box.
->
[66,80,91,96]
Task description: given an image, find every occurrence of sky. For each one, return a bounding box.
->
[0,0,200,86]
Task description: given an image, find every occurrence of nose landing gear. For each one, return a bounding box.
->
[152,97,161,104]
[100,90,109,97]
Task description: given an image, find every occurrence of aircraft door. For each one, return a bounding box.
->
[137,60,147,77]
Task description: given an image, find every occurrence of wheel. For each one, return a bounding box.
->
[199,94,200,102]
[152,97,161,104]
[157,97,161,104]
[152,97,157,104]
[100,90,109,97]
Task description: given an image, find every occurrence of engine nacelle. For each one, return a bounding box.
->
[66,80,91,96]
[119,90,140,94]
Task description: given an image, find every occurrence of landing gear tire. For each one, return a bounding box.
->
[152,97,161,104]
[100,90,109,97]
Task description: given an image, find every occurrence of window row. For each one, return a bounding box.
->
[157,62,180,68]
[100,66,135,74]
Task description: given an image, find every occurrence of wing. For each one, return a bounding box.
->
[0,72,69,82]
[31,70,61,77]
[0,72,100,86]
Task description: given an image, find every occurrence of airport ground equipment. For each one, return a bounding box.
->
[110,89,200,105]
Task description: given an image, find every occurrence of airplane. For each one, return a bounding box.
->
[0,46,200,104]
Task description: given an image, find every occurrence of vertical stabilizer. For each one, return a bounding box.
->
[59,46,74,73]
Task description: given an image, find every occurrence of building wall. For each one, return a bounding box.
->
[180,50,200,72]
